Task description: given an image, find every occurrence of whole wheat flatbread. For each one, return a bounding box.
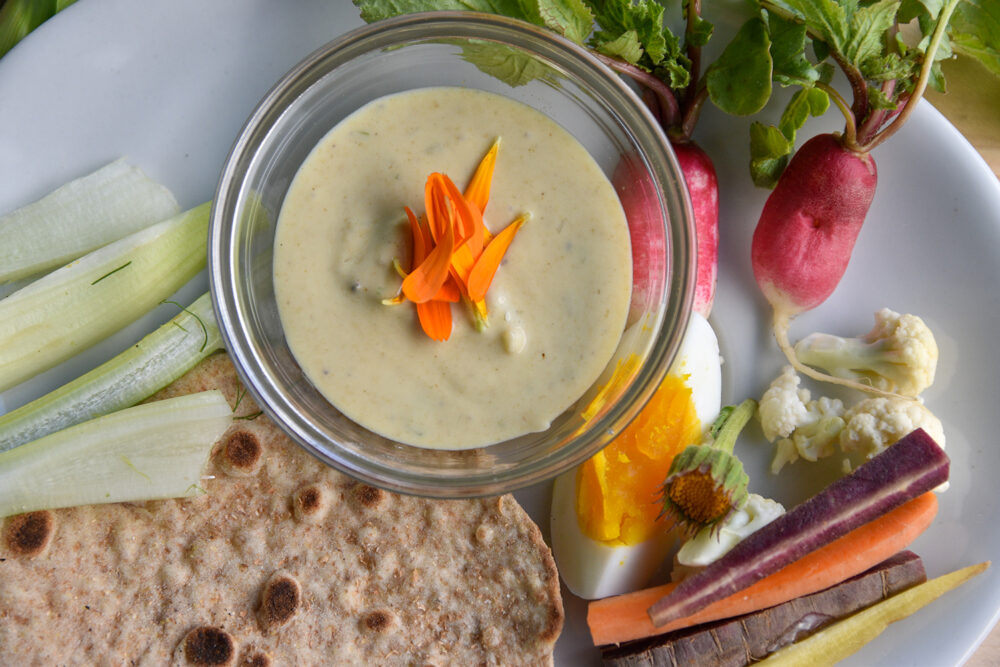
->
[0,354,563,665]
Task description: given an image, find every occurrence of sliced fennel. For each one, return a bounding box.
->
[0,390,232,518]
[0,292,222,452]
[0,159,179,284]
[0,201,210,394]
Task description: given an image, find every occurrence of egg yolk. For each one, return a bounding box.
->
[575,373,701,545]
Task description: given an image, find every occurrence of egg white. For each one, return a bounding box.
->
[550,312,722,600]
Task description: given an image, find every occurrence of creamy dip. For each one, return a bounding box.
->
[273,87,631,449]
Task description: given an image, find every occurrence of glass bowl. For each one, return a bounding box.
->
[209,12,695,498]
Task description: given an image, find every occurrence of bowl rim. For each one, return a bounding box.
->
[209,10,696,498]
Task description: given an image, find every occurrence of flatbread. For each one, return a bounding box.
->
[0,353,563,665]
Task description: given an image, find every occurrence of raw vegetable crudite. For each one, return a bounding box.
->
[758,366,946,477]
[0,292,222,452]
[749,0,1000,396]
[587,492,939,645]
[794,308,938,397]
[757,560,991,667]
[647,428,949,627]
[602,550,928,666]
[0,202,210,393]
[0,159,179,284]
[0,390,232,518]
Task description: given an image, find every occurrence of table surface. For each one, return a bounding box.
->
[924,54,1000,666]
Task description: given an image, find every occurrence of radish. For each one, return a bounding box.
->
[750,0,967,396]
[674,142,719,318]
[614,142,718,319]
[752,133,877,388]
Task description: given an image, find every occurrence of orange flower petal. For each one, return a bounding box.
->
[402,211,455,304]
[417,299,452,341]
[405,206,429,267]
[466,215,526,303]
[464,139,500,215]
[441,173,487,256]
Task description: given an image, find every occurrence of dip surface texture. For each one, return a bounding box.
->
[273,87,631,449]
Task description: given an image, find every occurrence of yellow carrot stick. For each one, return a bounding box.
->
[757,561,990,666]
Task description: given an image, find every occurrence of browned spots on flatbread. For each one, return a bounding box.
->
[292,483,332,523]
[181,626,236,666]
[3,511,55,558]
[257,571,301,632]
[353,483,385,509]
[360,609,396,634]
[239,650,271,667]
[220,430,262,477]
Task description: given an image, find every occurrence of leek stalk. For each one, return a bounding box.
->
[0,292,222,452]
[0,159,179,283]
[0,201,210,394]
[0,390,232,518]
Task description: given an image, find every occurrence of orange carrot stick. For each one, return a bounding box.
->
[416,299,452,341]
[465,138,500,215]
[466,215,526,302]
[587,492,939,646]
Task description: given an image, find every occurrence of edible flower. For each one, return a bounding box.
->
[385,140,526,341]
[660,399,755,536]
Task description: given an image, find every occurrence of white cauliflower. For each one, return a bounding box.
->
[839,396,946,460]
[758,367,845,473]
[793,308,939,397]
[674,494,786,575]
[758,366,812,441]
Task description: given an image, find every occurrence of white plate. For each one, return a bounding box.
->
[1,1,999,665]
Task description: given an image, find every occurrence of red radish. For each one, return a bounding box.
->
[614,143,718,320]
[674,142,719,317]
[751,133,888,393]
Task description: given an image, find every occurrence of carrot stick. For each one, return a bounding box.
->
[587,491,938,646]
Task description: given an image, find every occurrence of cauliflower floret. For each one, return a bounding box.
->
[839,396,946,459]
[759,367,845,473]
[772,396,846,472]
[674,494,786,574]
[758,366,812,441]
[793,308,938,397]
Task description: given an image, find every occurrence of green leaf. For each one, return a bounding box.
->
[842,0,899,64]
[778,86,830,137]
[859,52,915,82]
[949,0,1000,77]
[353,0,543,25]
[867,83,898,108]
[459,40,556,86]
[763,0,851,53]
[766,11,822,87]
[684,0,714,47]
[656,59,692,90]
[585,0,673,65]
[706,17,773,116]
[749,121,793,188]
[538,0,594,45]
[596,29,644,64]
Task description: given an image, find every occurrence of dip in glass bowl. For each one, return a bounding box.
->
[209,12,695,497]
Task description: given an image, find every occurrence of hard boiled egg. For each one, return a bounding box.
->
[550,312,722,599]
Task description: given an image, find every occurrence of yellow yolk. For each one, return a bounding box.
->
[576,373,702,545]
